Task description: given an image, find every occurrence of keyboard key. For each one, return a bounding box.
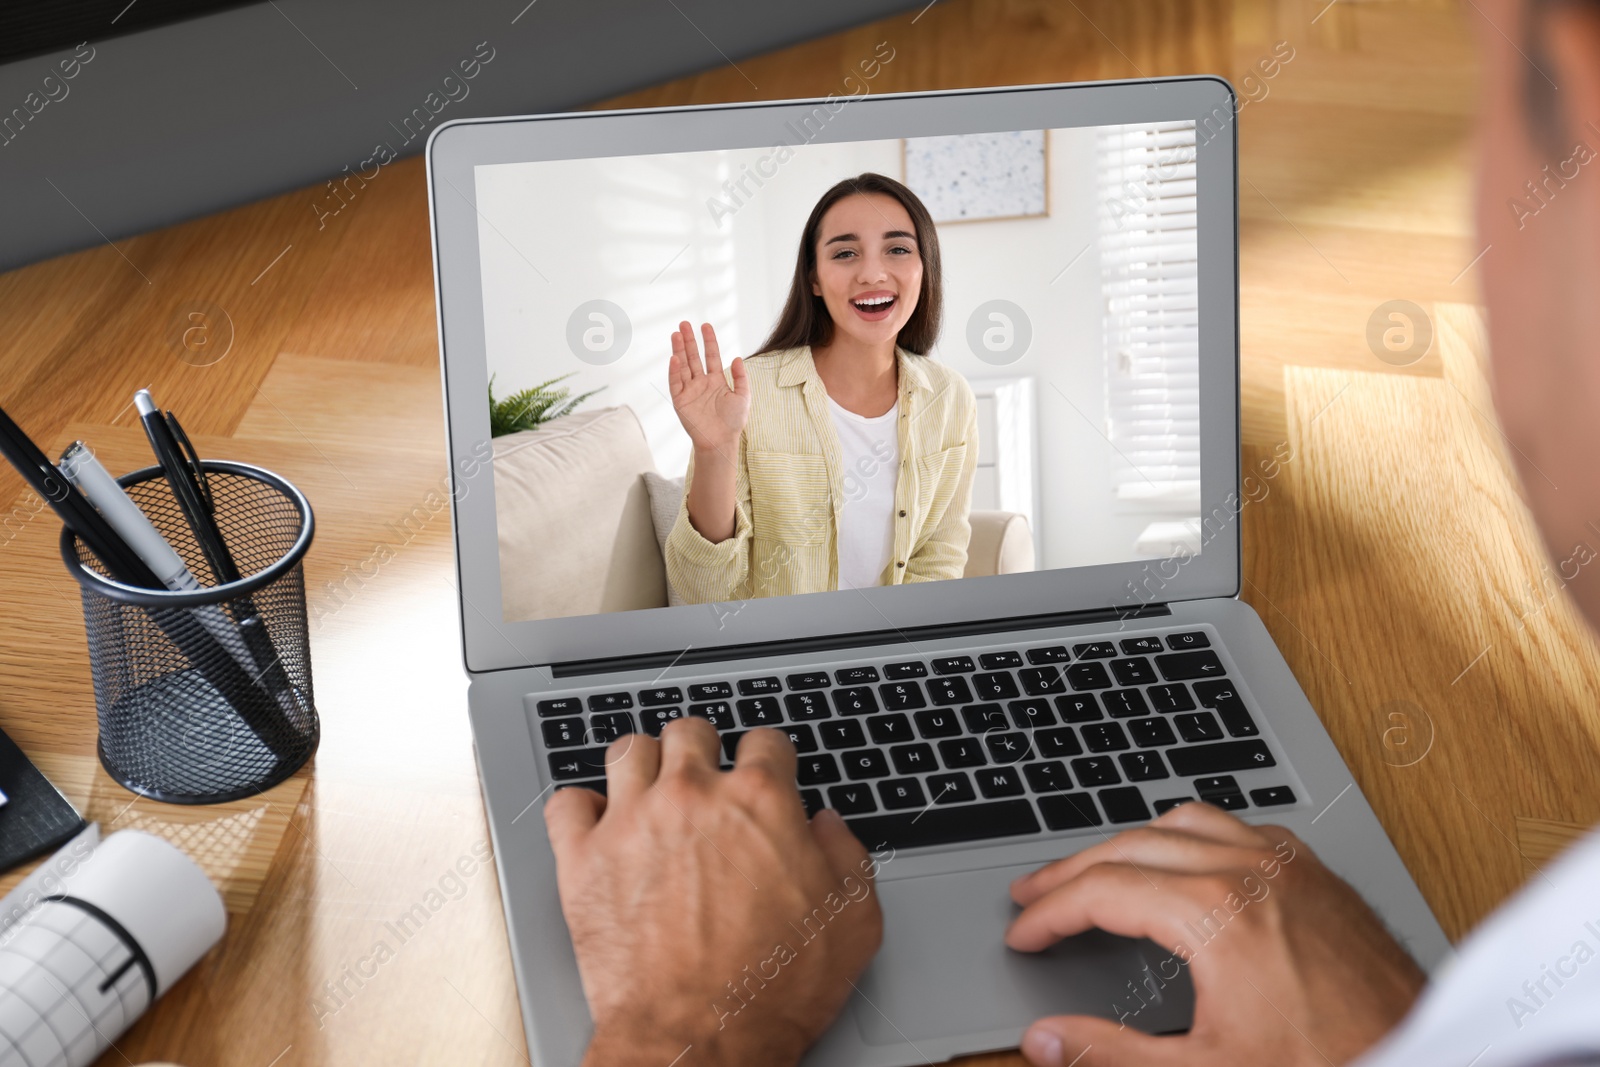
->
[1019,667,1067,696]
[927,772,976,804]
[1148,684,1197,714]
[1026,645,1071,664]
[1035,726,1083,758]
[1152,797,1193,815]
[1120,637,1164,655]
[1110,658,1158,686]
[1054,694,1103,723]
[1023,761,1074,794]
[640,707,686,736]
[834,666,880,685]
[1128,717,1178,747]
[556,778,607,796]
[1168,741,1277,776]
[883,661,928,679]
[1195,775,1240,797]
[638,687,683,707]
[842,749,891,780]
[889,743,937,775]
[787,672,832,690]
[1038,793,1102,830]
[1099,786,1152,823]
[976,766,1025,797]
[1073,642,1117,659]
[688,701,735,730]
[542,718,587,748]
[938,737,987,768]
[1175,712,1224,743]
[736,697,783,727]
[879,681,927,711]
[1193,680,1259,737]
[1066,663,1113,690]
[536,697,583,717]
[589,712,635,744]
[1166,630,1211,650]
[1071,756,1121,787]
[932,656,976,674]
[913,708,963,738]
[1211,793,1250,811]
[1080,722,1131,753]
[845,799,1040,851]
[828,783,878,815]
[867,714,915,745]
[780,724,818,753]
[878,777,927,810]
[1250,786,1298,807]
[980,651,1023,669]
[785,692,832,721]
[588,691,633,712]
[974,672,1021,701]
[738,677,783,695]
[1009,699,1056,730]
[927,677,974,706]
[1101,689,1151,719]
[1119,751,1170,782]
[819,719,867,749]
[1155,651,1226,681]
[721,731,746,761]
[832,687,880,716]
[962,704,1009,734]
[548,748,610,780]
[798,753,840,785]
[799,789,824,817]
[689,682,732,700]
[984,732,1033,765]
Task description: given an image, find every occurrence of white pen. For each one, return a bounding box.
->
[57,442,272,692]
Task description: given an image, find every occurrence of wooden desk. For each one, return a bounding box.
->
[2,2,1596,1064]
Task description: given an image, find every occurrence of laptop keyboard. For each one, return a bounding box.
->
[531,628,1302,854]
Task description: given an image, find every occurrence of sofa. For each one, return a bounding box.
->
[493,405,1035,623]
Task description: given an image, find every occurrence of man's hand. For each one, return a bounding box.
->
[1005,802,1426,1067]
[544,718,884,1067]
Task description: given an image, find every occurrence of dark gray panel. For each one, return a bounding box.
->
[0,0,927,272]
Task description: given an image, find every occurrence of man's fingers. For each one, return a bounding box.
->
[1005,862,1207,954]
[544,785,603,862]
[1149,800,1267,846]
[810,808,873,881]
[732,726,799,787]
[602,732,660,805]
[1011,824,1271,907]
[657,715,721,779]
[1020,1014,1182,1067]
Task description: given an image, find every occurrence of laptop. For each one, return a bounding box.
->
[425,75,1451,1066]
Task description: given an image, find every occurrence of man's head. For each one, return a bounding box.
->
[1475,0,1600,623]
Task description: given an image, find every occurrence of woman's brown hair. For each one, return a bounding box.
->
[755,172,943,356]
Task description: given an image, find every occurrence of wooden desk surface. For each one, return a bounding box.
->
[3,2,1597,1064]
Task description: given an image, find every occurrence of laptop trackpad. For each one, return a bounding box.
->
[852,862,1194,1047]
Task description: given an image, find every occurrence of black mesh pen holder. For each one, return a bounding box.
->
[61,461,319,804]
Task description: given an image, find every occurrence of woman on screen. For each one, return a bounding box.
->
[663,171,978,604]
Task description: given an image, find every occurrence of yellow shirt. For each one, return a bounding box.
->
[665,344,978,604]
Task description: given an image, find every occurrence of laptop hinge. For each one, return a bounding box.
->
[549,604,1173,679]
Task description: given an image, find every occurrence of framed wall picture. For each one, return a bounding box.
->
[900,130,1050,224]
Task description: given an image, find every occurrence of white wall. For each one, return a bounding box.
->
[474,127,1184,571]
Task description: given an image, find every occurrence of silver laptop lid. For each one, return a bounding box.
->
[427,76,1240,674]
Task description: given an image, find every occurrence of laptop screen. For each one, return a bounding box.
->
[471,121,1201,626]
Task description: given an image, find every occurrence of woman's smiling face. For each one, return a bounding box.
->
[810,192,923,351]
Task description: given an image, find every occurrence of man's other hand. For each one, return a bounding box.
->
[545,718,884,1067]
[1006,802,1426,1067]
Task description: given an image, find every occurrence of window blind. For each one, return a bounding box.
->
[1096,121,1201,506]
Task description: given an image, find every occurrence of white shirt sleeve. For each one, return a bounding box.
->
[1354,825,1600,1067]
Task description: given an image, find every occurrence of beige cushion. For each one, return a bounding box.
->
[493,406,668,621]
[964,510,1035,577]
[641,471,687,607]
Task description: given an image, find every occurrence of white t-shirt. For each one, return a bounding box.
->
[1355,824,1600,1067]
[827,395,899,590]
